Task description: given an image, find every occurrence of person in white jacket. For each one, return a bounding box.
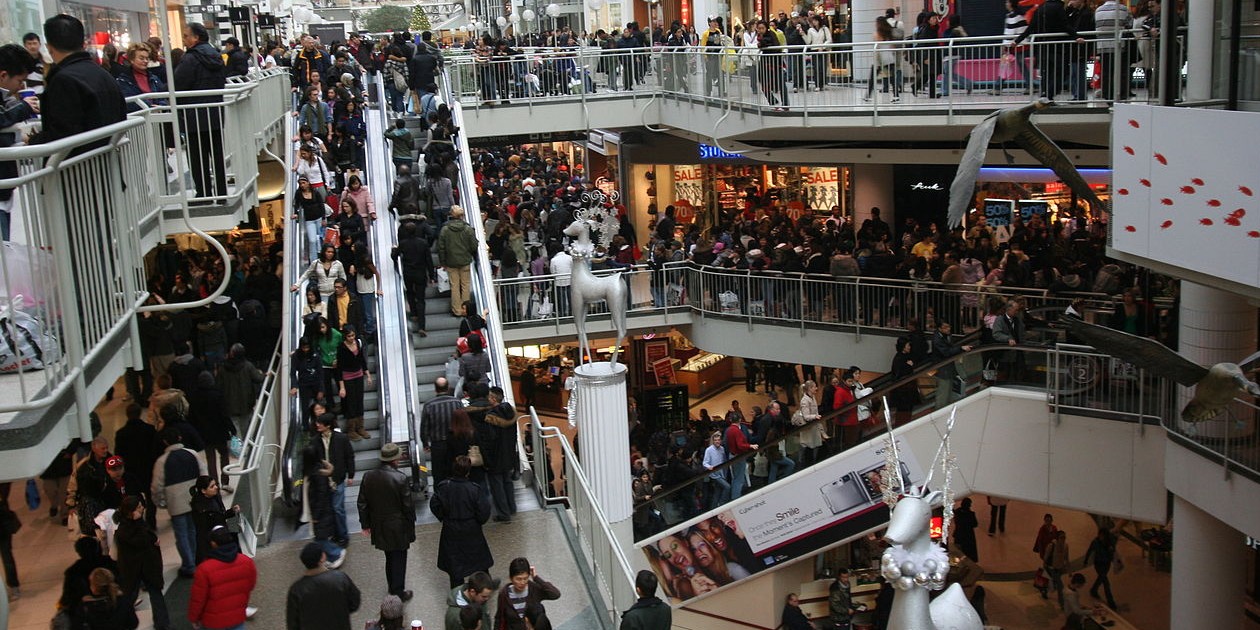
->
[151,427,208,577]
[806,15,832,91]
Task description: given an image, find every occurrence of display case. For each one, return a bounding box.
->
[675,352,732,397]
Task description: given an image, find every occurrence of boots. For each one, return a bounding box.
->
[347,416,370,441]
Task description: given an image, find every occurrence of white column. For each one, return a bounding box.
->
[1177,282,1258,437]
[1171,495,1247,630]
[572,361,633,522]
[1185,0,1215,100]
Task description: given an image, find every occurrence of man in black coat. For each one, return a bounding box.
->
[312,413,355,547]
[286,542,362,630]
[28,15,125,153]
[357,443,416,601]
[405,47,439,108]
[324,278,364,334]
[175,23,228,199]
[1015,0,1076,99]
[113,404,159,495]
[391,220,432,334]
[388,164,423,215]
[223,37,250,77]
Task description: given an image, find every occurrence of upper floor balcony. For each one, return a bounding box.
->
[0,69,291,479]
[444,30,1174,160]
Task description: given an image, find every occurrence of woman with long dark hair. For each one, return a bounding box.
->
[189,476,239,564]
[336,325,372,439]
[301,443,345,568]
[294,244,346,299]
[431,455,493,587]
[112,496,168,630]
[291,176,328,262]
[313,316,342,412]
[351,252,382,340]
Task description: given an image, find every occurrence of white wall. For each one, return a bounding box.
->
[851,163,894,230]
[1110,105,1260,296]
[1165,438,1260,541]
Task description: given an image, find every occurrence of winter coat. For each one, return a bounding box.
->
[78,593,139,630]
[619,596,671,630]
[189,382,235,446]
[494,576,562,630]
[151,444,208,516]
[173,43,227,128]
[219,355,264,418]
[188,542,257,629]
[431,476,492,580]
[446,585,494,630]
[114,516,164,594]
[357,464,416,551]
[286,569,361,630]
[190,491,234,563]
[28,51,126,152]
[437,218,479,268]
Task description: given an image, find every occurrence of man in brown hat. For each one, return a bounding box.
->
[357,443,416,601]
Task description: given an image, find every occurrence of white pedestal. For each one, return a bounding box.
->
[1177,282,1257,438]
[573,361,633,523]
[1171,495,1247,629]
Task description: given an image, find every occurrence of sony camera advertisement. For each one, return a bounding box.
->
[638,438,925,605]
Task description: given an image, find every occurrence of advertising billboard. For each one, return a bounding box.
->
[638,438,925,605]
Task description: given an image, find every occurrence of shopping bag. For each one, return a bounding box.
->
[229,435,243,458]
[982,360,998,382]
[1033,567,1050,589]
[997,53,1018,81]
[436,268,451,293]
[323,225,341,249]
[0,298,62,373]
[25,478,40,511]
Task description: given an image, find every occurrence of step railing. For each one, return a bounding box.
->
[526,407,638,624]
[222,338,284,551]
[445,29,1185,115]
[494,261,1119,337]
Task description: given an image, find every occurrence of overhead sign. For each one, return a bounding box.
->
[229,6,251,24]
[699,144,741,160]
[983,198,1014,227]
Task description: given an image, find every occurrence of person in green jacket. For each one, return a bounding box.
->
[620,570,671,630]
[445,571,498,630]
[382,119,414,170]
[436,205,479,317]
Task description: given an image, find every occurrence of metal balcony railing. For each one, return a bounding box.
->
[493,261,1119,337]
[0,69,292,442]
[444,29,1186,116]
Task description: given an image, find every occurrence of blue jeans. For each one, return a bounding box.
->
[729,459,748,500]
[707,476,731,509]
[316,535,343,563]
[171,513,196,574]
[488,470,516,518]
[358,292,377,337]
[941,57,973,95]
[385,85,406,112]
[331,482,348,541]
[1069,61,1088,100]
[303,219,322,262]
[128,579,171,629]
[767,455,796,484]
[651,284,665,308]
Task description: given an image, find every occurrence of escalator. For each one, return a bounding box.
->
[628,342,1169,607]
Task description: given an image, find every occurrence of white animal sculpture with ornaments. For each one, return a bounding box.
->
[877,404,983,630]
[562,191,627,368]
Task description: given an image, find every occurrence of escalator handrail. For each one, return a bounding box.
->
[442,68,515,405]
[281,113,303,506]
[634,336,1038,511]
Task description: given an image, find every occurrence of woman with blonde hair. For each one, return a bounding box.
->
[796,379,827,466]
[79,567,138,629]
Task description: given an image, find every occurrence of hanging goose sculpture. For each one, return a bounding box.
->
[1059,317,1260,422]
[947,99,1107,228]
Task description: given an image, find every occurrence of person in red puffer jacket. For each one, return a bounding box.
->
[189,527,257,630]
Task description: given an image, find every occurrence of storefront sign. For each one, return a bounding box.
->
[983,198,1014,227]
[910,182,944,191]
[639,438,925,605]
[1018,199,1050,220]
[673,165,704,210]
[699,144,741,160]
[651,357,676,386]
[644,340,671,368]
[801,167,839,210]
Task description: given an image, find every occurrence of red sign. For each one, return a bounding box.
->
[930,516,943,541]
[652,357,676,386]
[1044,182,1066,194]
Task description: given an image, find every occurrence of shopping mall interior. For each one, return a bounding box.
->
[2,1,1260,629]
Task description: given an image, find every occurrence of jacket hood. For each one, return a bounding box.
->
[446,585,467,607]
[207,540,241,563]
[221,356,246,371]
[190,43,223,66]
[445,219,470,232]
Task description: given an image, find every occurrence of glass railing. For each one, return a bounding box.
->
[628,339,1175,541]
[495,261,1120,337]
[445,29,1185,114]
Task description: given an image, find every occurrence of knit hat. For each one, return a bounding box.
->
[379,595,404,620]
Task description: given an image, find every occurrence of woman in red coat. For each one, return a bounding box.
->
[831,369,859,452]
[188,526,258,630]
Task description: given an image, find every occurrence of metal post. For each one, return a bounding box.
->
[1227,0,1242,109]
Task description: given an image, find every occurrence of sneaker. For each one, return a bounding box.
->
[326,550,347,570]
[7,587,19,601]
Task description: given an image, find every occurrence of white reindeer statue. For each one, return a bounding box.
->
[877,404,983,630]
[562,192,628,368]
